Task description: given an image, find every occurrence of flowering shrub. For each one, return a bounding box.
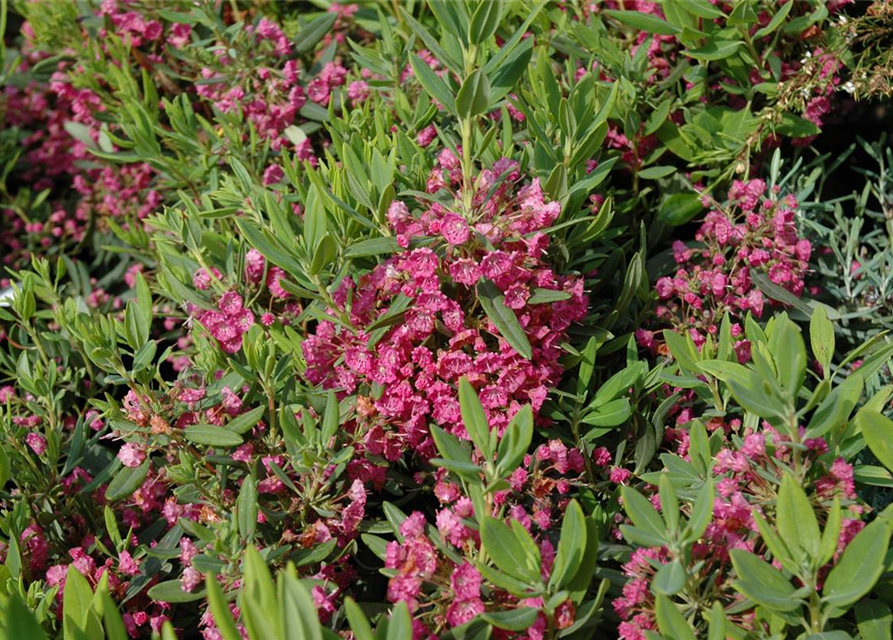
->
[2,1,893,639]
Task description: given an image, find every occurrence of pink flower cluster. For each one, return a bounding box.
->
[194,292,255,354]
[195,16,352,155]
[614,419,863,640]
[302,156,587,459]
[643,179,811,356]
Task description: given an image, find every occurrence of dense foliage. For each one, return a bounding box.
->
[2,1,893,639]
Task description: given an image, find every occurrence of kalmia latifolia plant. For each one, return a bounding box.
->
[2,1,893,639]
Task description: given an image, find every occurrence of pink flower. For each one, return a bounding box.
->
[117,443,146,468]
[417,125,437,147]
[610,467,631,484]
[26,433,47,455]
[169,23,192,48]
[450,562,482,601]
[118,551,140,576]
[263,164,284,185]
[446,598,485,627]
[441,213,470,245]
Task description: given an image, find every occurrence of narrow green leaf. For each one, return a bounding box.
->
[729,549,799,612]
[226,406,266,435]
[684,41,744,61]
[856,409,893,474]
[495,405,533,477]
[458,377,492,458]
[777,473,820,562]
[281,564,324,640]
[621,486,666,542]
[855,600,892,640]
[105,460,150,502]
[468,0,501,43]
[654,594,696,640]
[184,424,244,447]
[147,579,207,603]
[480,517,539,583]
[477,279,532,360]
[823,519,891,609]
[456,69,491,119]
[605,10,679,35]
[206,576,243,640]
[294,13,337,54]
[480,608,540,631]
[237,475,258,541]
[410,56,456,114]
[549,500,586,590]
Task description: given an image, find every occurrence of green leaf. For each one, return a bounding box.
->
[753,511,796,573]
[480,516,540,583]
[776,113,821,137]
[581,398,631,427]
[344,598,374,640]
[477,279,532,360]
[309,235,338,275]
[804,373,862,440]
[810,305,835,372]
[237,475,258,541]
[638,165,676,180]
[549,500,586,590]
[410,56,456,114]
[527,288,572,304]
[206,576,242,640]
[683,41,743,61]
[664,330,700,373]
[652,559,687,596]
[605,10,679,35]
[621,486,666,543]
[480,608,539,631]
[430,424,476,467]
[654,594,696,640]
[489,36,534,103]
[105,460,150,501]
[819,498,842,567]
[769,317,806,394]
[6,592,49,640]
[147,579,207,603]
[458,377,492,458]
[684,478,714,542]
[682,0,725,18]
[321,390,340,444]
[100,588,129,640]
[855,600,892,640]
[754,1,793,38]
[184,424,244,447]
[387,601,413,640]
[242,546,279,639]
[495,405,533,477]
[777,473,820,563]
[0,445,10,489]
[343,237,400,258]
[729,549,800,612]
[294,13,337,54]
[456,69,491,119]
[707,601,727,640]
[823,518,891,609]
[226,406,266,435]
[281,564,324,640]
[568,157,617,199]
[659,473,680,534]
[856,409,893,474]
[63,565,95,634]
[468,0,502,44]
